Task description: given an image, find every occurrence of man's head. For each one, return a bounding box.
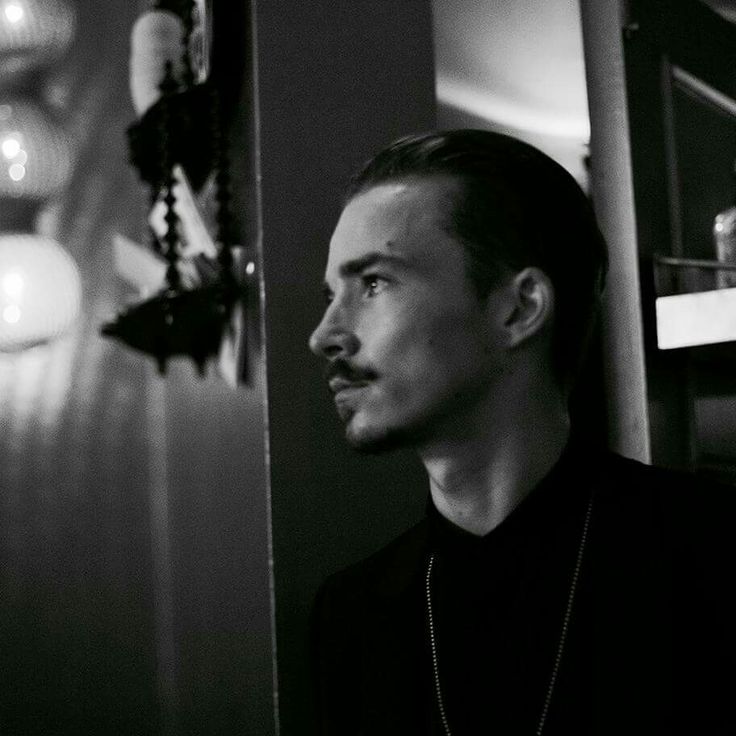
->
[309,130,608,453]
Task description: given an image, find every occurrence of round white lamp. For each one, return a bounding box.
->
[0,0,76,77]
[0,232,81,351]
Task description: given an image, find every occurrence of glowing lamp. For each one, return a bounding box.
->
[0,233,81,351]
[0,99,72,198]
[0,0,76,77]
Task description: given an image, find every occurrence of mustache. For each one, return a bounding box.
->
[324,358,377,384]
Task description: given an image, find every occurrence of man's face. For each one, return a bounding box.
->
[309,177,511,453]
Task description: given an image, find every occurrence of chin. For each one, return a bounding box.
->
[344,414,424,455]
[345,429,404,455]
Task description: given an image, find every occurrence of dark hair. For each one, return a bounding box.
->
[345,129,608,391]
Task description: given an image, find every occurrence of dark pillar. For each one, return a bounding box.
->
[251,1,437,731]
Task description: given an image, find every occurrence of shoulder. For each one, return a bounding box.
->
[598,450,735,500]
[595,450,736,544]
[324,521,427,593]
[311,522,431,727]
[316,519,429,609]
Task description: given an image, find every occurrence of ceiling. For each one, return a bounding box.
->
[431,0,590,183]
[432,0,736,183]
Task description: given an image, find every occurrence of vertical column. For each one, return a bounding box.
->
[579,0,651,463]
[251,1,436,731]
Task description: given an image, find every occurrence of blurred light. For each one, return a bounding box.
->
[3,303,20,323]
[4,3,24,24]
[1,134,20,157]
[245,261,255,276]
[2,270,23,298]
[8,162,24,180]
[0,0,75,77]
[437,76,590,141]
[715,222,724,233]
[129,10,186,116]
[0,100,71,198]
[191,0,210,84]
[0,233,81,351]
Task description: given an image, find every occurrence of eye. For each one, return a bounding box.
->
[361,274,387,297]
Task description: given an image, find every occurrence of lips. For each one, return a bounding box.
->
[325,359,376,397]
[328,376,370,395]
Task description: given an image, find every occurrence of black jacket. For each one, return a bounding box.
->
[311,451,736,735]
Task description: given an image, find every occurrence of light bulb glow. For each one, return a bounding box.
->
[0,0,75,78]
[3,304,21,324]
[0,234,82,352]
[1,136,21,159]
[8,163,25,181]
[2,271,23,299]
[0,101,73,197]
[245,261,255,275]
[4,2,24,23]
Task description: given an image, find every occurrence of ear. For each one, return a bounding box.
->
[503,267,554,348]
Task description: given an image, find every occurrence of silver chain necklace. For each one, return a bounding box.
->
[425,495,594,736]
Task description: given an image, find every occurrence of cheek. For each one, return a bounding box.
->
[390,312,488,387]
[421,307,487,355]
[358,295,490,376]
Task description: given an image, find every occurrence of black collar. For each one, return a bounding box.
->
[426,437,597,561]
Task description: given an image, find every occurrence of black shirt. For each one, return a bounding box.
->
[425,442,593,734]
[312,448,736,735]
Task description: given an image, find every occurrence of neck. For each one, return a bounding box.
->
[419,378,570,536]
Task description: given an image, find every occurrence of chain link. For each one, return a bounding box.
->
[425,495,594,736]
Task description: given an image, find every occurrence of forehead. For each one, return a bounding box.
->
[325,178,461,274]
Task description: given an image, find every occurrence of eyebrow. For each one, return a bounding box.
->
[337,251,412,278]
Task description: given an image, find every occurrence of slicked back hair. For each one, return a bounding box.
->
[344,130,608,392]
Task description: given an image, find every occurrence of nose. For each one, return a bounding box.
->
[309,302,359,359]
